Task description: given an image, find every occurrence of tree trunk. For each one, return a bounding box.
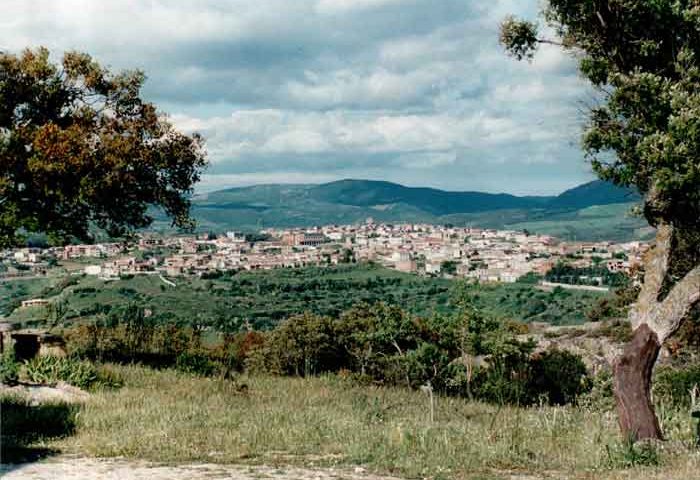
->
[611,223,700,442]
[613,323,663,441]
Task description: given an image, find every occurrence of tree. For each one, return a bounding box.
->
[266,312,340,376]
[440,260,458,275]
[0,48,206,247]
[500,2,700,441]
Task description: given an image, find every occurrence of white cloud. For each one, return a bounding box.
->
[2,0,595,194]
[393,151,457,169]
[284,67,446,109]
[263,130,331,153]
[315,0,405,15]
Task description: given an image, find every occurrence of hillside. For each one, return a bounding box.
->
[309,179,550,214]
[548,180,641,209]
[7,264,607,330]
[150,179,649,241]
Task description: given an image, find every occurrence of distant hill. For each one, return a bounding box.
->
[309,179,550,215]
[149,179,649,241]
[548,180,641,209]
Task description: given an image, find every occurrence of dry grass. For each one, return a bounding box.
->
[24,365,700,479]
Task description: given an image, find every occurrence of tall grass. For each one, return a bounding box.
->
[48,365,700,479]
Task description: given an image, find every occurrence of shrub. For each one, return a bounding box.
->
[471,338,535,405]
[505,319,529,334]
[654,363,700,407]
[473,358,531,405]
[593,319,633,343]
[580,370,615,411]
[24,356,99,389]
[94,364,124,389]
[175,352,218,377]
[212,331,265,372]
[0,350,20,384]
[263,312,342,376]
[528,348,591,405]
[606,438,660,468]
[586,298,617,322]
[244,334,279,375]
[65,320,202,368]
[403,342,452,389]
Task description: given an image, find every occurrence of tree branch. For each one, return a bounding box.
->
[537,38,565,47]
[630,222,700,342]
[630,223,673,330]
[653,265,700,342]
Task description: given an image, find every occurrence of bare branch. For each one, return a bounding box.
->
[537,38,565,47]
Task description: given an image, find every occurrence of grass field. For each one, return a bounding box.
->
[9,365,695,479]
[0,276,56,316]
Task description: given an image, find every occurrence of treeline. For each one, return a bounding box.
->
[43,263,453,331]
[243,302,590,406]
[545,262,628,287]
[63,296,591,407]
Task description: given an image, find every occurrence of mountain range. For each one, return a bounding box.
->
[151,179,651,242]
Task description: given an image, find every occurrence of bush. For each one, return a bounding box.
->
[94,364,124,389]
[654,363,700,407]
[593,319,633,343]
[0,350,20,384]
[175,352,218,377]
[262,312,342,376]
[212,331,265,373]
[528,348,591,405]
[403,342,452,389]
[606,438,660,468]
[472,354,533,405]
[580,370,615,411]
[24,356,99,389]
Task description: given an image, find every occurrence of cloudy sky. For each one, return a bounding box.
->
[2,0,596,195]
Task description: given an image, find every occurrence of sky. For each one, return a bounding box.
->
[2,0,597,195]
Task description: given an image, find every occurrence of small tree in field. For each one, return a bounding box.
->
[500,2,700,441]
[0,47,207,246]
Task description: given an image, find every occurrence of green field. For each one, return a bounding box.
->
[0,276,56,316]
[468,280,607,325]
[4,263,609,330]
[6,365,694,480]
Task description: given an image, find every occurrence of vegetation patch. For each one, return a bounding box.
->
[6,264,610,331]
[39,365,699,479]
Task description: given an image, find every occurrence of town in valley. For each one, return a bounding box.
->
[5,219,647,310]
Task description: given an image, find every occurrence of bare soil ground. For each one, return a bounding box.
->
[0,456,404,480]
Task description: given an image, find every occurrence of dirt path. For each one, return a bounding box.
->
[0,456,404,480]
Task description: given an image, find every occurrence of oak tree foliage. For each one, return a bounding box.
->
[500,1,700,440]
[0,48,207,246]
[501,1,699,234]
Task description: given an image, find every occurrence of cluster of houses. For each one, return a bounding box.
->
[1,221,648,284]
[302,222,646,283]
